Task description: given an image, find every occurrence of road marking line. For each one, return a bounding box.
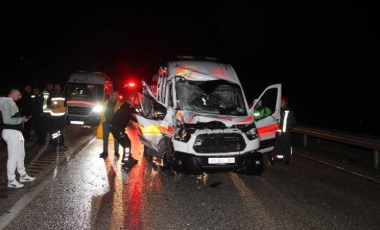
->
[0,175,52,229]
[294,151,380,184]
[30,142,49,164]
[0,137,96,229]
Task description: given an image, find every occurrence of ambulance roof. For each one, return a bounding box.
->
[68,72,111,84]
[166,60,241,85]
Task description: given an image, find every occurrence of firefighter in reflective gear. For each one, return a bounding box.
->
[110,98,138,169]
[42,83,53,143]
[47,83,68,150]
[272,97,296,164]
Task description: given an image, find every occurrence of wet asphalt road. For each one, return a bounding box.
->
[0,124,379,230]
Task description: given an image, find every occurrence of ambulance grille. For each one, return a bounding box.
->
[68,106,92,116]
[193,133,245,153]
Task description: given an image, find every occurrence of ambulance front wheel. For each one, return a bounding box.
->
[236,152,264,176]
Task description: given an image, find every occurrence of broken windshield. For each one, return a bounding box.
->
[176,78,247,116]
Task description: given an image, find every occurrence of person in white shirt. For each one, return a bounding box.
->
[0,89,35,188]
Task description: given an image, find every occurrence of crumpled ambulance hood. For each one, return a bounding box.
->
[175,110,253,127]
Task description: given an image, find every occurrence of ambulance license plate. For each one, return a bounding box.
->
[208,157,235,164]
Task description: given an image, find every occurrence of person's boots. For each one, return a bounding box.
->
[124,157,138,169]
[267,152,274,165]
[99,151,108,159]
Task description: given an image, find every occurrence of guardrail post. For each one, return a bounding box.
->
[374,150,379,170]
[316,138,320,146]
[303,134,307,148]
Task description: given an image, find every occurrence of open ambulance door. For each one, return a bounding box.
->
[250,84,281,153]
[134,81,167,153]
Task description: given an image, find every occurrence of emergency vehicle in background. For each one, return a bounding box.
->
[64,71,113,127]
[134,57,281,175]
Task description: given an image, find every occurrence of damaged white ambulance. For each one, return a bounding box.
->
[134,58,281,175]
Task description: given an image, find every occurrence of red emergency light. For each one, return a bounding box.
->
[124,82,136,88]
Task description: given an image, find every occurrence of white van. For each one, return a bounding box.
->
[64,71,113,126]
[134,58,281,175]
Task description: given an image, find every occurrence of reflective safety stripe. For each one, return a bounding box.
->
[257,124,280,138]
[52,131,61,139]
[51,112,65,116]
[43,91,51,113]
[139,124,163,137]
[282,110,289,133]
[67,100,96,106]
[50,97,66,116]
[52,97,65,100]
[123,148,130,162]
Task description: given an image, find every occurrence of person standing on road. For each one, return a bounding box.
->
[19,84,33,141]
[0,89,35,188]
[110,97,138,170]
[99,90,124,159]
[41,82,53,144]
[31,87,45,145]
[47,83,68,150]
[272,96,296,165]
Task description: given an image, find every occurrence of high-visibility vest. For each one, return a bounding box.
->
[100,99,123,123]
[42,90,51,114]
[50,97,66,116]
[253,107,272,120]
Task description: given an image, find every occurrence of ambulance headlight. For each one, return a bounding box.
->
[241,123,258,140]
[246,127,258,140]
[174,128,191,142]
[173,122,195,143]
[92,104,103,113]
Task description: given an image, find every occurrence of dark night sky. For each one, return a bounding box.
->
[2,4,379,135]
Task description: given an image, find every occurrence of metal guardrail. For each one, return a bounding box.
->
[292,126,380,170]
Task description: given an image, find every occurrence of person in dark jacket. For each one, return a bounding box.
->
[31,87,45,145]
[41,82,53,144]
[20,85,33,140]
[272,96,296,164]
[99,91,124,159]
[110,98,138,169]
